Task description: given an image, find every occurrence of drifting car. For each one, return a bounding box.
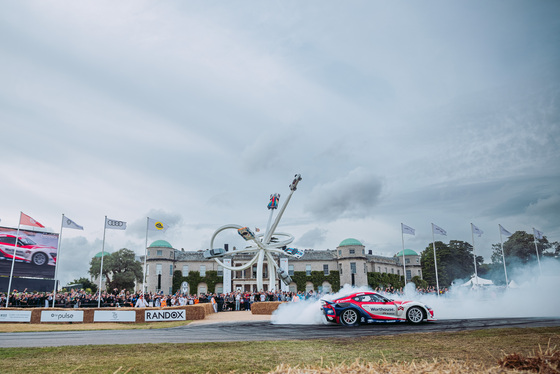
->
[203,247,227,259]
[0,234,57,266]
[321,291,435,326]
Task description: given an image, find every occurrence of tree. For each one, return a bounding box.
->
[421,240,482,288]
[491,231,551,265]
[69,277,98,294]
[89,248,143,292]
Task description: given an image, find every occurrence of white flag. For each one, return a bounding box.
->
[62,215,84,230]
[401,223,415,236]
[499,224,511,237]
[471,223,483,237]
[432,223,447,236]
[148,218,168,232]
[533,228,544,240]
[106,218,127,230]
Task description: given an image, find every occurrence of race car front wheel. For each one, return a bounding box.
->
[340,308,359,326]
[32,252,48,266]
[406,306,425,324]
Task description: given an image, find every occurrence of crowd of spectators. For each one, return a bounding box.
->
[0,284,449,308]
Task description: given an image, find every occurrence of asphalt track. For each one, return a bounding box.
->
[1,317,559,348]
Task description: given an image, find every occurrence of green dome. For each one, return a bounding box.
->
[339,238,363,247]
[395,249,418,257]
[93,251,111,258]
[149,240,173,248]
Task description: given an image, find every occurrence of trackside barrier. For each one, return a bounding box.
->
[0,304,214,324]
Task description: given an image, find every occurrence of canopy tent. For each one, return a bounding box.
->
[460,274,494,287]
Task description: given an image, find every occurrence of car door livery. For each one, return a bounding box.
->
[354,294,399,320]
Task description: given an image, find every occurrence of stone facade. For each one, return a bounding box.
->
[143,238,422,294]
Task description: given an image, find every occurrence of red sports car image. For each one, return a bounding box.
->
[0,234,57,266]
[321,291,435,326]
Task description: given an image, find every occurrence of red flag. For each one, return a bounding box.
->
[20,212,45,228]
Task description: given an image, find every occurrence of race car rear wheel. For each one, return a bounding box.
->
[340,308,359,326]
[406,306,425,324]
[32,252,48,266]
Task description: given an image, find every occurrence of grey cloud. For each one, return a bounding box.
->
[295,227,328,248]
[304,168,383,221]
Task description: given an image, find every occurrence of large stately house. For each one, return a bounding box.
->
[144,238,423,295]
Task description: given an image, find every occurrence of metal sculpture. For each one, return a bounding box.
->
[206,174,303,291]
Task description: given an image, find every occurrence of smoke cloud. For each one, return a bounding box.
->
[271,258,560,324]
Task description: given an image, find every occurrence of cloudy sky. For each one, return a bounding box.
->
[2,1,559,285]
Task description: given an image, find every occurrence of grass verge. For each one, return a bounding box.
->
[0,321,192,333]
[0,326,558,373]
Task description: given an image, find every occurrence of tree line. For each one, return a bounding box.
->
[420,230,559,287]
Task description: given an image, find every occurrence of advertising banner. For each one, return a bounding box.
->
[145,309,186,322]
[0,226,59,280]
[0,310,32,322]
[41,311,84,323]
[94,310,136,322]
[223,258,232,294]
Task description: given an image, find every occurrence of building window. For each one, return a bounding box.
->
[349,249,355,254]
[364,263,367,273]
[350,262,357,274]
[391,268,394,274]
[288,265,294,276]
[217,266,223,277]
[397,269,400,276]
[384,267,387,273]
[306,264,311,276]
[156,264,162,277]
[156,250,163,256]
[405,258,410,264]
[406,270,411,281]
[362,249,365,254]
[182,265,189,276]
[200,265,206,277]
[338,250,341,255]
[169,264,173,275]
[323,264,329,275]
[416,258,420,263]
[339,263,343,275]
[377,266,381,272]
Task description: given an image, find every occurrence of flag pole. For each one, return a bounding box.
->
[5,212,22,308]
[470,223,479,287]
[52,214,65,308]
[499,225,509,287]
[400,223,407,286]
[143,217,149,294]
[532,228,542,275]
[98,216,107,308]
[431,223,440,296]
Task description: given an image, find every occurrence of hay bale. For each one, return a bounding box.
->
[184,305,207,320]
[251,302,284,315]
[83,309,95,323]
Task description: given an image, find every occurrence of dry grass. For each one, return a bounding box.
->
[0,327,558,373]
[498,341,560,373]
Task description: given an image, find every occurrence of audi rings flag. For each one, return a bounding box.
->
[147,217,168,232]
[533,228,544,240]
[105,218,127,230]
[471,223,483,237]
[62,215,84,230]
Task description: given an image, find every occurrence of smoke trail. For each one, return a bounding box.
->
[271,258,560,324]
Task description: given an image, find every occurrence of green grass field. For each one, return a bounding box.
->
[0,326,558,373]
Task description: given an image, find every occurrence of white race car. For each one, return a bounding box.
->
[321,291,435,326]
